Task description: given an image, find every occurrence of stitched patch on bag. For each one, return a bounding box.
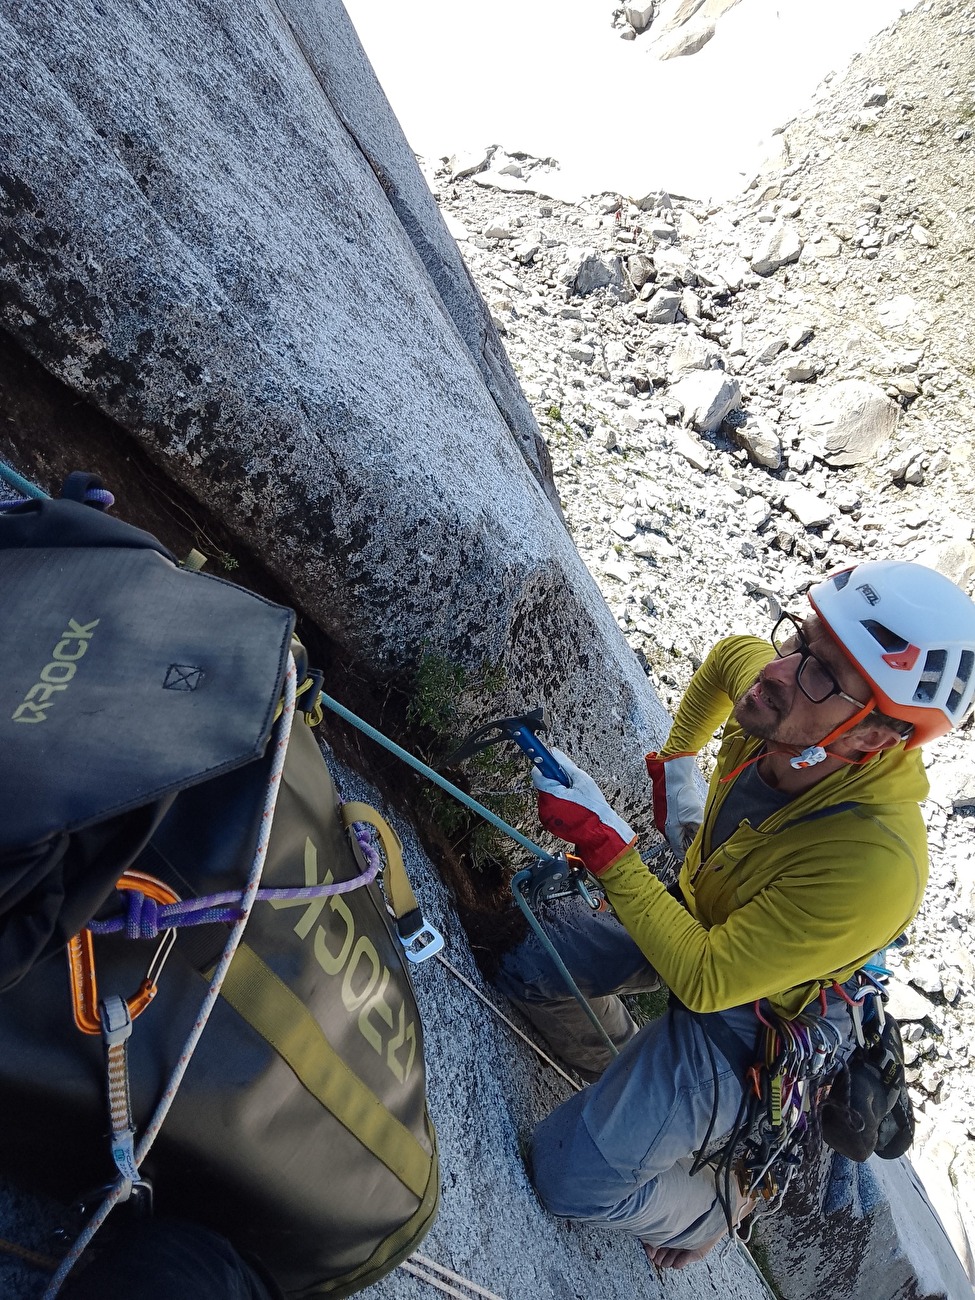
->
[163,664,204,691]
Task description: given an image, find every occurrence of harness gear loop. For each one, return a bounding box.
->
[67,870,181,1035]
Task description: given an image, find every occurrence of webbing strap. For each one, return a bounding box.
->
[100,995,140,1195]
[219,942,432,1200]
[341,802,419,924]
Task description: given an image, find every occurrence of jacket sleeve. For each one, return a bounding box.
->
[599,837,925,1014]
[659,636,774,758]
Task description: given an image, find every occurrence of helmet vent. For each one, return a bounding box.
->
[833,570,853,591]
[914,649,947,703]
[947,649,974,717]
[861,620,908,653]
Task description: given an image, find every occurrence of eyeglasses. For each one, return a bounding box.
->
[771,614,869,709]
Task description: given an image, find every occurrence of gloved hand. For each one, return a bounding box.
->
[531,749,637,876]
[645,752,704,859]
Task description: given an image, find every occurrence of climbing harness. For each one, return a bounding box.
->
[691,994,846,1236]
[693,965,907,1237]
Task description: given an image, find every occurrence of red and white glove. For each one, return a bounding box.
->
[645,752,704,859]
[531,749,637,876]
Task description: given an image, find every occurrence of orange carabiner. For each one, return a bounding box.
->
[67,869,182,1035]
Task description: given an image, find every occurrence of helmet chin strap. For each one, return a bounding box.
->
[788,697,877,770]
[721,697,879,783]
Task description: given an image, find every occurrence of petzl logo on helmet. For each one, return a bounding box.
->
[11,619,100,724]
[857,584,880,606]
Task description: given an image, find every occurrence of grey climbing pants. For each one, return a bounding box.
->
[494,894,662,1078]
[496,895,854,1248]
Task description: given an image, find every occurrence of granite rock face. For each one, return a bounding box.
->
[0,0,669,792]
[753,1145,973,1300]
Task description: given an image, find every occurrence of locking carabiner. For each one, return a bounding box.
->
[67,870,181,1035]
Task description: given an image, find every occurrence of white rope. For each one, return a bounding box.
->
[733,1234,780,1298]
[410,1253,507,1300]
[400,1260,474,1299]
[400,1256,506,1300]
[42,655,299,1299]
[435,953,582,1092]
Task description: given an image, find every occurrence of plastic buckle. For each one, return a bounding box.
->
[399,920,444,964]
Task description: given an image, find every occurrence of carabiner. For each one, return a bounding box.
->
[67,870,181,1035]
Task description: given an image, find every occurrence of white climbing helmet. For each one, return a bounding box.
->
[808,560,975,747]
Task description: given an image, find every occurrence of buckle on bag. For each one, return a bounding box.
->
[399,919,444,964]
[67,870,181,1035]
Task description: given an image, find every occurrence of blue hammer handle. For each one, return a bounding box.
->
[512,725,571,786]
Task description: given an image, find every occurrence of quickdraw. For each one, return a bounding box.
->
[702,1001,845,1226]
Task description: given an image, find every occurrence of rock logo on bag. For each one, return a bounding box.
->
[12,618,101,724]
[271,837,418,1084]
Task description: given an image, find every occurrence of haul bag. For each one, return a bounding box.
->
[0,480,439,1296]
[0,489,295,989]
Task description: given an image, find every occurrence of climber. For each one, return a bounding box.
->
[497,559,975,1269]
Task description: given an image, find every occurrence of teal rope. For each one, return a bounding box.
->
[317,691,617,1060]
[318,691,558,865]
[0,462,47,499]
[510,870,619,1058]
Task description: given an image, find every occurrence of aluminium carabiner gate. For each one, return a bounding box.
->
[67,870,181,1035]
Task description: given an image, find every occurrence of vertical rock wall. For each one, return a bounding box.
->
[0,0,668,784]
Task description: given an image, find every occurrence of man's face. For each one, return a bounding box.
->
[733,614,873,749]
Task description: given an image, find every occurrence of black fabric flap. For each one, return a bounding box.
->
[0,543,295,849]
[0,493,176,557]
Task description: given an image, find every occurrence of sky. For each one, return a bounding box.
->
[343,0,918,200]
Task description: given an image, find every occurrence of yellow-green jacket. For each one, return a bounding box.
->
[600,636,929,1018]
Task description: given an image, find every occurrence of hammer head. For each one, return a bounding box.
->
[444,706,548,768]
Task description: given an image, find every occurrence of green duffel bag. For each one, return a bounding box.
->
[0,474,440,1297]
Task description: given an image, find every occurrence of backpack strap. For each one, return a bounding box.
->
[341,803,444,964]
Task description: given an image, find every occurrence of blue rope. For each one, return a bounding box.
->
[318,691,559,865]
[0,461,47,500]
